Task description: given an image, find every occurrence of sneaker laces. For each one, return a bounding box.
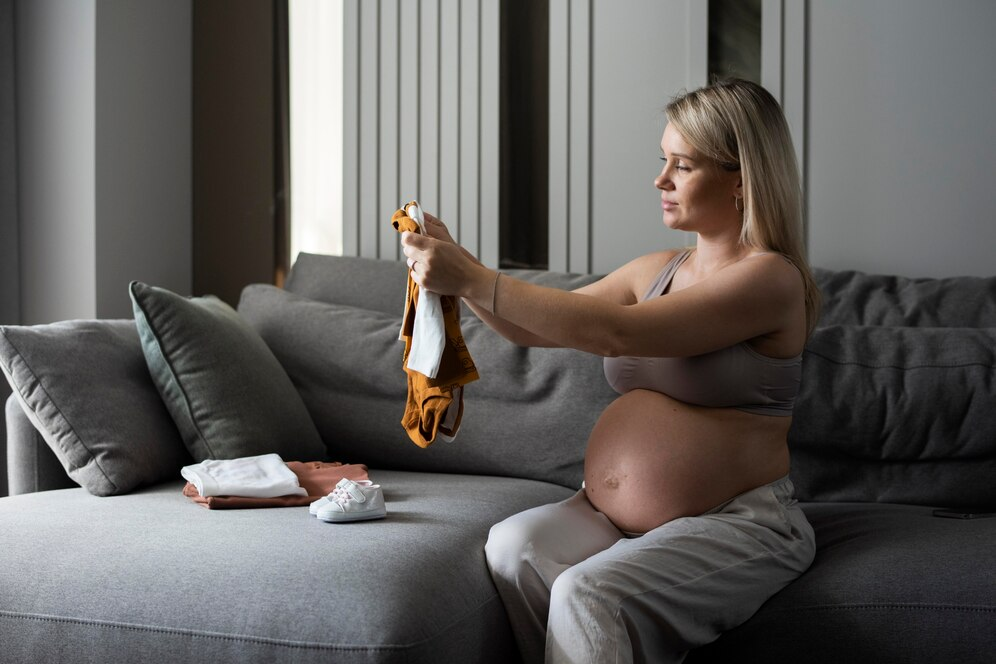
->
[326,478,362,500]
[328,480,367,509]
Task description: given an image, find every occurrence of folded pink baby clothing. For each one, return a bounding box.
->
[286,461,370,496]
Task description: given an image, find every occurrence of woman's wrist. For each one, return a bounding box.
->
[489,272,501,316]
[460,245,483,267]
[464,265,502,314]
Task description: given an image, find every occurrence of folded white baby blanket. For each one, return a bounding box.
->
[180,453,308,498]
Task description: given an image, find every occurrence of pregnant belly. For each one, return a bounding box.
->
[583,389,791,534]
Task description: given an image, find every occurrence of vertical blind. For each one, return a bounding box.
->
[341,0,500,267]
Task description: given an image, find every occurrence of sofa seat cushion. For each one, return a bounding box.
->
[0,471,573,664]
[688,502,996,663]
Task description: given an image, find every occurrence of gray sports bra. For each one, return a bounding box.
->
[602,250,802,416]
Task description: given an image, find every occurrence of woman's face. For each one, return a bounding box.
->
[654,123,742,234]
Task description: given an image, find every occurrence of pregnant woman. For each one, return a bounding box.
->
[400,78,821,664]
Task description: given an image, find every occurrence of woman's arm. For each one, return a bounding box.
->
[416,213,560,348]
[487,254,803,357]
[413,213,674,349]
[404,230,802,358]
[460,255,562,349]
[452,246,670,349]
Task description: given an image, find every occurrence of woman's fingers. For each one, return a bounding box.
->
[400,231,469,295]
[401,231,429,261]
[401,231,433,288]
[421,212,456,243]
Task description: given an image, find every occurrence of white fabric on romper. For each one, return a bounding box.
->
[484,475,816,664]
[180,453,307,498]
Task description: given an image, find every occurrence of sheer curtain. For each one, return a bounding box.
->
[288,0,342,262]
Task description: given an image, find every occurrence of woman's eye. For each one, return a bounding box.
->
[660,156,690,172]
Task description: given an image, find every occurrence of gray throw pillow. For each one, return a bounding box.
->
[0,320,190,496]
[129,281,326,462]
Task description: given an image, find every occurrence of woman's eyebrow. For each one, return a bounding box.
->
[660,149,697,161]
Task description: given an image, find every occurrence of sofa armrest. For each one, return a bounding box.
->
[0,451,4,498]
[0,381,7,497]
[5,393,75,495]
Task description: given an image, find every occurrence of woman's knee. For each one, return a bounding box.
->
[549,563,604,614]
[485,512,538,575]
[486,492,618,582]
[546,564,628,661]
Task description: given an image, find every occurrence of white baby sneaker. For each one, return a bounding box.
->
[309,478,376,516]
[316,479,386,523]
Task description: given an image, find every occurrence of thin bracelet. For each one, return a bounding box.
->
[491,271,501,316]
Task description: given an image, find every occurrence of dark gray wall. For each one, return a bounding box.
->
[96,0,192,316]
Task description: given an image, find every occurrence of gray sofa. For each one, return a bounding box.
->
[1,253,994,663]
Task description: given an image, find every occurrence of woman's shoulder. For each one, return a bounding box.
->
[725,250,806,305]
[741,250,804,283]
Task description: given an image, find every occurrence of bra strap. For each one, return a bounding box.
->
[640,249,693,301]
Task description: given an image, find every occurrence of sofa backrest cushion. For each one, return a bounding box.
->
[801,267,996,508]
[815,268,996,327]
[285,253,604,318]
[789,324,996,509]
[285,254,411,317]
[240,278,615,488]
[278,255,996,505]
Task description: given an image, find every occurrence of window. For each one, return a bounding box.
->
[288,0,343,260]
[708,0,762,83]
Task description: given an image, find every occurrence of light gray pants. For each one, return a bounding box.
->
[484,476,815,664]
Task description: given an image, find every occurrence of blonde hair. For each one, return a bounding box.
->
[665,79,822,335]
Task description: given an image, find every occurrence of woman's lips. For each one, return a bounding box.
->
[661,200,677,211]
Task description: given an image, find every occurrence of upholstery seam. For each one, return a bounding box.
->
[0,594,507,652]
[765,603,996,614]
[0,610,416,653]
[805,348,993,371]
